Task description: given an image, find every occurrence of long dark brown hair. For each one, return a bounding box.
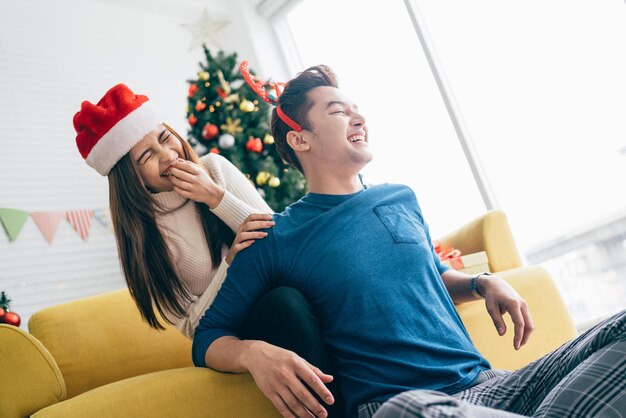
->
[108,124,235,329]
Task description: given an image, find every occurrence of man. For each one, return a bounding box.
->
[193,65,626,418]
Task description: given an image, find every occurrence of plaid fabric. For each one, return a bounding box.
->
[360,309,626,418]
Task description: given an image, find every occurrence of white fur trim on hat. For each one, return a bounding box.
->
[86,101,163,175]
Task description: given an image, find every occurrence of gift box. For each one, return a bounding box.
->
[440,251,490,275]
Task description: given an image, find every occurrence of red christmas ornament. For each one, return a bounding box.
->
[188,84,199,98]
[210,147,220,154]
[216,87,227,99]
[188,115,198,126]
[195,101,206,112]
[246,137,263,153]
[4,311,20,327]
[202,123,219,140]
[0,307,5,322]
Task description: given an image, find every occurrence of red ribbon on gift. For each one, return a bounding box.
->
[433,240,464,268]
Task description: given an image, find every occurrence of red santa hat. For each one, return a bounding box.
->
[73,83,164,176]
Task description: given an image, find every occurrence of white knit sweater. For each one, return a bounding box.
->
[151,153,272,338]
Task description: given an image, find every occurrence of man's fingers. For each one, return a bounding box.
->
[298,366,334,406]
[306,361,334,384]
[286,384,326,418]
[507,303,526,350]
[519,302,535,347]
[272,395,298,418]
[486,300,506,336]
[280,386,322,418]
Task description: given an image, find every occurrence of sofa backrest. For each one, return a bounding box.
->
[438,210,523,273]
[28,288,193,398]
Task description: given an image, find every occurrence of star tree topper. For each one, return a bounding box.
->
[181,8,231,51]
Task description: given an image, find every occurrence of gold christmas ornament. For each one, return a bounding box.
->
[256,171,271,186]
[198,71,210,81]
[220,117,243,135]
[239,99,255,113]
[263,133,275,145]
[224,93,239,104]
[268,176,281,188]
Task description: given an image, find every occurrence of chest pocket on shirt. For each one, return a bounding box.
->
[374,204,427,245]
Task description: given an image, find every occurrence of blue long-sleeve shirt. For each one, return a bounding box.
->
[193,184,490,416]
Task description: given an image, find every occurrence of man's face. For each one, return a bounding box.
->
[300,86,372,174]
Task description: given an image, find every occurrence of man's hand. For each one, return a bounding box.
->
[244,340,335,418]
[478,275,535,350]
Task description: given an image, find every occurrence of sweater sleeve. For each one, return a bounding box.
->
[192,228,278,367]
[171,257,231,338]
[201,154,273,232]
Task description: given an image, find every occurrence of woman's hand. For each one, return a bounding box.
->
[226,214,275,265]
[169,158,225,208]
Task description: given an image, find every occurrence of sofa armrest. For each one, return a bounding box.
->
[29,288,193,398]
[456,266,577,370]
[438,210,523,273]
[0,324,66,418]
[33,367,280,418]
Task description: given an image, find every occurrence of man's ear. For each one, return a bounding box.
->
[286,131,310,152]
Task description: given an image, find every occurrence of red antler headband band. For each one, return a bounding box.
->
[239,61,302,132]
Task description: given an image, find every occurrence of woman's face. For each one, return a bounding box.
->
[128,124,184,193]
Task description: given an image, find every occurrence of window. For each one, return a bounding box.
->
[284,0,487,237]
[280,0,626,325]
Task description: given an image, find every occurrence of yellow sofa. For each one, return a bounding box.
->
[0,210,577,418]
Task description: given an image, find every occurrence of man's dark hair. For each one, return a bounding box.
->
[270,65,338,173]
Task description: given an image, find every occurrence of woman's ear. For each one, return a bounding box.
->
[286,131,310,152]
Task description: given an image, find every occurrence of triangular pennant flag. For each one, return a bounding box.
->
[0,208,29,241]
[65,209,93,241]
[31,211,63,245]
[93,207,113,231]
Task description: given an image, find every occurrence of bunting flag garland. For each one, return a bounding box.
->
[65,209,94,241]
[0,208,29,241]
[0,207,113,243]
[30,211,63,245]
[93,207,112,231]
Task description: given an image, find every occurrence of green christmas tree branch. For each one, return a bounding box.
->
[186,45,307,212]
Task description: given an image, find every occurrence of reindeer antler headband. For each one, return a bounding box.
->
[239,61,302,132]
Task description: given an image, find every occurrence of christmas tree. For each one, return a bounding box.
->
[186,46,307,212]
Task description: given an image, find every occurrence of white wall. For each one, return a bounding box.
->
[0,0,284,328]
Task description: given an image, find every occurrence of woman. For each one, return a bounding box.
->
[72,83,304,340]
